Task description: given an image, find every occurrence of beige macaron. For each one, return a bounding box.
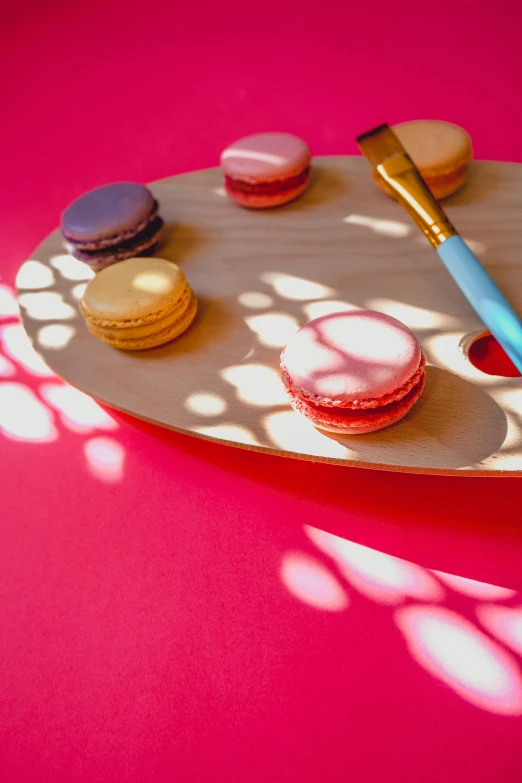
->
[80,257,197,350]
[374,120,473,200]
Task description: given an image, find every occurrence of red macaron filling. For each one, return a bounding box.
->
[305,376,425,419]
[225,167,310,196]
[282,352,426,433]
[281,355,426,412]
[286,373,426,432]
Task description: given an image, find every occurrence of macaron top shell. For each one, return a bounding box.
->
[281,310,422,406]
[81,257,188,322]
[62,183,156,242]
[220,132,311,182]
[393,120,472,177]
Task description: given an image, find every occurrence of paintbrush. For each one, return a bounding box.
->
[356,123,522,373]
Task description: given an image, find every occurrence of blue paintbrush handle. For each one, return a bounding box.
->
[437,235,522,372]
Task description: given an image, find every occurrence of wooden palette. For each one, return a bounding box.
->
[16,157,522,475]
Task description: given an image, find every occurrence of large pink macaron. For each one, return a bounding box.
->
[280,310,426,435]
[220,132,311,208]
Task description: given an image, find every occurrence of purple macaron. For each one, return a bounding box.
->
[60,182,164,271]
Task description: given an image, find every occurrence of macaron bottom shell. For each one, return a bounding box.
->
[286,373,425,435]
[225,174,310,209]
[422,165,469,200]
[70,217,164,272]
[84,292,197,350]
[373,162,469,201]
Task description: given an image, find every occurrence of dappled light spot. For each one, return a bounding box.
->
[0,285,19,319]
[0,355,15,377]
[0,324,54,377]
[84,437,125,482]
[133,271,173,294]
[281,551,348,611]
[303,300,357,320]
[499,410,522,453]
[50,254,94,281]
[396,605,522,715]
[16,261,55,290]
[432,571,517,600]
[306,526,443,604]
[260,271,334,301]
[491,451,522,471]
[238,291,274,309]
[462,238,487,256]
[343,214,411,238]
[263,410,348,458]
[71,283,88,301]
[0,383,57,443]
[312,310,411,368]
[220,364,287,406]
[496,387,522,414]
[185,391,227,416]
[193,423,260,446]
[18,292,76,321]
[282,312,405,402]
[477,605,522,658]
[422,332,477,378]
[221,148,286,166]
[416,236,487,256]
[37,324,76,350]
[40,383,118,433]
[245,312,300,348]
[365,298,457,329]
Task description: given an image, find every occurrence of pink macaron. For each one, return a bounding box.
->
[280,310,426,435]
[220,132,311,208]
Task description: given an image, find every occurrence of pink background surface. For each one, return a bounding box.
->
[2,1,522,780]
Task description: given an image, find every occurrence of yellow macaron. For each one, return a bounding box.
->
[80,257,197,350]
[374,120,473,200]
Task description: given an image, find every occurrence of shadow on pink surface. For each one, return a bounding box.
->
[3,1,522,779]
[119,406,522,591]
[0,285,125,482]
[4,271,522,777]
[8,261,522,594]
[282,525,522,716]
[4,280,522,751]
[477,605,522,658]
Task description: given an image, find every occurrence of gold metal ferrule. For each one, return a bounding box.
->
[376,154,457,248]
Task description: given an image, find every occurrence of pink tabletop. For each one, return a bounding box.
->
[2,1,522,780]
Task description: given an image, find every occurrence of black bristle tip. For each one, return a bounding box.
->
[355,123,390,145]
